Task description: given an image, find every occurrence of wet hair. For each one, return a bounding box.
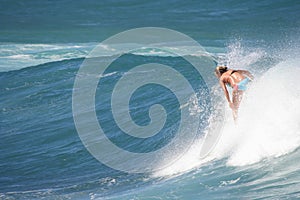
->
[215,66,228,75]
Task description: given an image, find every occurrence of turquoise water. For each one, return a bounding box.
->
[1,0,300,199]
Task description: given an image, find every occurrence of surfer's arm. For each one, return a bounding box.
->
[219,79,231,104]
[238,70,254,80]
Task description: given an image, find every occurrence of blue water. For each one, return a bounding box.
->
[1,0,300,199]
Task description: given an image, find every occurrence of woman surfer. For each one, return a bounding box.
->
[215,66,254,121]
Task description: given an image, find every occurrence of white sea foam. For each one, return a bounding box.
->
[154,59,300,177]
[153,49,300,177]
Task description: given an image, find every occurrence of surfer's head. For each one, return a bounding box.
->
[215,66,228,78]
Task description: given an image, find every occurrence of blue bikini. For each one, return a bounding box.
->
[229,70,251,91]
[235,77,250,91]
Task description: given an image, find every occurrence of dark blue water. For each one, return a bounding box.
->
[0,0,299,44]
[1,0,300,199]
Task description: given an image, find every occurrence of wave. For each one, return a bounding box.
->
[0,42,224,72]
[2,39,274,75]
[2,38,299,199]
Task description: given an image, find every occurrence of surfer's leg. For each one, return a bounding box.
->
[232,90,244,120]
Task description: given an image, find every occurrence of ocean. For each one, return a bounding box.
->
[1,0,300,199]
